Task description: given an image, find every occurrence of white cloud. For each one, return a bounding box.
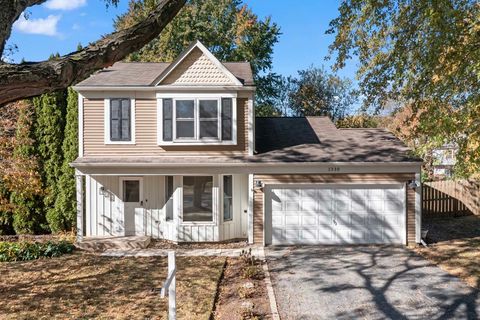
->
[45,0,87,10]
[14,14,61,36]
[72,23,81,30]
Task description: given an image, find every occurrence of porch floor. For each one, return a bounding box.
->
[76,236,151,252]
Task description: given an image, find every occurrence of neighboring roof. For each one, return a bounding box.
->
[254,117,422,163]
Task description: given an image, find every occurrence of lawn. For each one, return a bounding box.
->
[416,215,480,289]
[0,252,225,319]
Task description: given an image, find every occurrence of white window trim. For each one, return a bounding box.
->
[119,177,143,203]
[157,93,237,146]
[222,174,234,223]
[180,175,217,226]
[104,98,136,145]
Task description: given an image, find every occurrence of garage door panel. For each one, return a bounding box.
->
[285,201,300,211]
[335,214,351,227]
[300,228,318,240]
[317,214,333,225]
[285,215,300,226]
[334,198,350,212]
[272,215,284,226]
[318,190,333,201]
[302,215,317,226]
[269,184,405,245]
[301,200,317,212]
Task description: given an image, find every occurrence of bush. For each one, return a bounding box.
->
[0,240,74,262]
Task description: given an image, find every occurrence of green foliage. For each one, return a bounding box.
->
[327,0,480,177]
[263,67,357,118]
[115,0,281,115]
[34,92,67,232]
[51,88,78,232]
[9,101,47,234]
[0,240,74,262]
[336,114,382,128]
[287,67,356,119]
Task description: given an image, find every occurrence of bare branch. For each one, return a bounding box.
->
[0,0,186,105]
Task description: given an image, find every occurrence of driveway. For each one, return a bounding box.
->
[267,246,480,320]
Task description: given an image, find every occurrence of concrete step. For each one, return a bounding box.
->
[76,236,151,252]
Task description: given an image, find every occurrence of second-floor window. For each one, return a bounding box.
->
[110,98,131,142]
[161,97,234,144]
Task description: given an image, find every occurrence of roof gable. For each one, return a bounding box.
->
[154,41,243,86]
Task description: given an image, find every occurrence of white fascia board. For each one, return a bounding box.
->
[73,161,422,175]
[73,86,256,93]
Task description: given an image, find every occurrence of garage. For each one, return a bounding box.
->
[265,184,406,245]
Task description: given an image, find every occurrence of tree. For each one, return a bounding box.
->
[286,67,356,120]
[0,0,186,105]
[51,88,78,232]
[115,0,281,113]
[34,92,66,232]
[327,0,480,177]
[7,101,46,234]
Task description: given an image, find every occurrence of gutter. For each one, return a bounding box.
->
[72,85,256,92]
[71,161,423,168]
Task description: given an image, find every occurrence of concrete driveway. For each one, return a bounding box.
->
[267,246,480,320]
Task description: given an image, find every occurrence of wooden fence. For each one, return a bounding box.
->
[422,180,480,217]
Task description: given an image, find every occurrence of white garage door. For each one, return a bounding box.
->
[267,184,406,245]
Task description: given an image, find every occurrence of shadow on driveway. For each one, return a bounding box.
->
[267,245,479,320]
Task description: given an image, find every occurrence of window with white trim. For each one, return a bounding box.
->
[160,97,234,144]
[110,98,131,141]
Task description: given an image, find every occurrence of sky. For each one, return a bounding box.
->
[6,0,358,80]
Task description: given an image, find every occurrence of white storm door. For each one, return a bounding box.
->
[120,177,144,236]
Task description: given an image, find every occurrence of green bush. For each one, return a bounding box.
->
[0,240,74,262]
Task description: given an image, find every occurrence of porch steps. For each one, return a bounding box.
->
[76,236,151,252]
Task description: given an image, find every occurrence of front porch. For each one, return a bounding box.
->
[75,172,252,243]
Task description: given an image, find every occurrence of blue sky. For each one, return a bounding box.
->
[7,0,357,80]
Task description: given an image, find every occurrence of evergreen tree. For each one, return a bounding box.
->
[34,91,67,232]
[10,101,46,234]
[52,88,78,232]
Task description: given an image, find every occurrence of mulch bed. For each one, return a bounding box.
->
[213,257,272,320]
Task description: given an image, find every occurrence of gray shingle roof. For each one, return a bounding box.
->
[72,117,422,166]
[76,61,254,87]
[254,117,421,163]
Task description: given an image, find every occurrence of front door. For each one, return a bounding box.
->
[120,177,143,236]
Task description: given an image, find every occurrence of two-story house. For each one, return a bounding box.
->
[72,41,423,246]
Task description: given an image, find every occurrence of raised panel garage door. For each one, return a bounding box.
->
[267,184,406,245]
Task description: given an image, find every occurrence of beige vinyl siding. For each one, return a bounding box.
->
[252,173,417,245]
[82,98,249,156]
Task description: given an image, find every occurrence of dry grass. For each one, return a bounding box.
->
[0,252,225,319]
[416,216,480,288]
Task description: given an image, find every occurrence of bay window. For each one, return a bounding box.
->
[160,96,234,144]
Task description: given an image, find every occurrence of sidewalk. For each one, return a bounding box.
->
[101,246,265,258]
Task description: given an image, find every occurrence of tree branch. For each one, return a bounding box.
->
[0,0,186,106]
[0,0,48,55]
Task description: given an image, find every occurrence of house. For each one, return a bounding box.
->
[432,143,457,179]
[72,41,423,246]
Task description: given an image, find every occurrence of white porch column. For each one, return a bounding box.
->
[75,169,84,242]
[247,174,254,244]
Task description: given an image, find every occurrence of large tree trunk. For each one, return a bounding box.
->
[0,0,186,106]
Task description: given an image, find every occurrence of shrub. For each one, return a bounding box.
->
[242,265,262,280]
[0,240,74,262]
